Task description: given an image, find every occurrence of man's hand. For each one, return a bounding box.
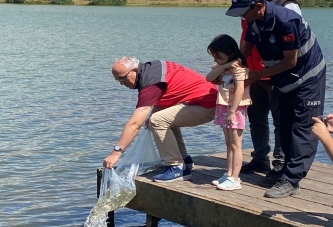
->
[103,151,122,169]
[102,105,153,169]
[211,75,222,85]
[245,71,260,87]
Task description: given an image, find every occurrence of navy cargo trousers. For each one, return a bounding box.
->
[280,71,326,185]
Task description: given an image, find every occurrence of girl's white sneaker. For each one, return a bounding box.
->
[216,176,242,191]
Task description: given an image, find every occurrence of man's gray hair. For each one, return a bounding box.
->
[116,56,139,70]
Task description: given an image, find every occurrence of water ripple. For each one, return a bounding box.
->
[0,5,332,227]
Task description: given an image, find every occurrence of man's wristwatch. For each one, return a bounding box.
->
[114,145,124,153]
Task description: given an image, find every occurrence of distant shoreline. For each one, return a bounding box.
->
[0,0,230,6]
[1,0,332,7]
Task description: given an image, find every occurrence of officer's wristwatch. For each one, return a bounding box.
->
[114,145,124,153]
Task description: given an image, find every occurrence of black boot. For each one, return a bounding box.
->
[259,160,284,187]
[240,158,271,174]
[259,170,283,187]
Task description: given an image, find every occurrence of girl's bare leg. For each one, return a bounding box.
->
[223,128,232,176]
[230,129,243,181]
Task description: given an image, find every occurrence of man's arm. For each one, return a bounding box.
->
[240,40,254,59]
[246,49,298,86]
[103,105,153,169]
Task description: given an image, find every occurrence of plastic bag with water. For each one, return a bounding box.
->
[84,128,161,227]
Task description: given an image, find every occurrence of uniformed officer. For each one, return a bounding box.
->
[239,0,301,176]
[226,0,326,198]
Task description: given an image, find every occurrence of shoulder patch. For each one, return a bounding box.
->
[283,34,295,42]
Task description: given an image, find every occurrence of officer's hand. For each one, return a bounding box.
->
[103,151,122,169]
[211,75,222,85]
[245,71,259,87]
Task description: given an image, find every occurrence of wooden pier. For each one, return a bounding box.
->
[97,149,333,227]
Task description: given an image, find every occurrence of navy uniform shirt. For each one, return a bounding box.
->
[244,1,325,93]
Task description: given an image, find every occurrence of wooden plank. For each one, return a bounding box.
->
[196,154,333,186]
[188,172,333,226]
[209,149,333,173]
[187,166,333,224]
[207,152,333,184]
[127,176,295,227]
[192,162,333,208]
[192,155,333,204]
[128,171,333,226]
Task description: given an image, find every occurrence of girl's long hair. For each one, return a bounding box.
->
[207,34,247,67]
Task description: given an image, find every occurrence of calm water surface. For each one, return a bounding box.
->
[0,5,332,227]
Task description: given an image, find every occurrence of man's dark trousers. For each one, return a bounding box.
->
[248,80,283,163]
[280,72,326,185]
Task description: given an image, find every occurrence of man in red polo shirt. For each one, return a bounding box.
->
[103,56,217,182]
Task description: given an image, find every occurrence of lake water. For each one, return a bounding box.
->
[0,4,332,227]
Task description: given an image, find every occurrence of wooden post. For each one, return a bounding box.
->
[97,168,103,198]
[146,214,161,227]
[106,211,115,227]
[97,168,115,227]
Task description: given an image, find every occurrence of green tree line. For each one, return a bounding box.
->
[299,0,333,7]
[4,0,127,5]
[2,0,333,7]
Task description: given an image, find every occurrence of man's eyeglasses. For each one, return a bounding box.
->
[115,69,133,81]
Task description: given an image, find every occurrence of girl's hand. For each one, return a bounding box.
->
[211,64,220,69]
[226,112,235,126]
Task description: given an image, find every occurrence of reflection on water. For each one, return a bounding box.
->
[0,5,332,227]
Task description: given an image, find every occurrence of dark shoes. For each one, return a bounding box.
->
[240,158,271,173]
[184,155,194,170]
[259,160,284,187]
[264,178,300,198]
[259,170,282,187]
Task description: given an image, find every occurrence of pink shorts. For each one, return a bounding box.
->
[214,105,248,129]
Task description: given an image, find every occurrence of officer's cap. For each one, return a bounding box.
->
[226,0,261,17]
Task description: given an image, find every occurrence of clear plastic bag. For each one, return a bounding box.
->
[115,127,162,177]
[84,128,161,227]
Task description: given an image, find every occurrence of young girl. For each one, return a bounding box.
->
[206,34,251,191]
